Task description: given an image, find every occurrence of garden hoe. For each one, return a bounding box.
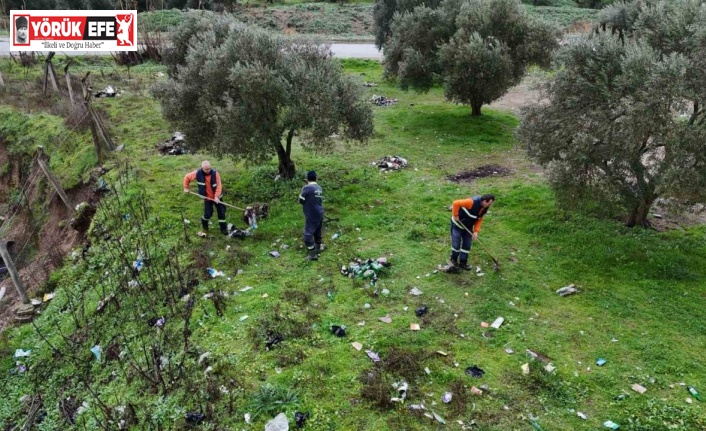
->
[460,224,500,272]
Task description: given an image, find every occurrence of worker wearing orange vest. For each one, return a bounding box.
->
[450,193,495,270]
[183,160,228,235]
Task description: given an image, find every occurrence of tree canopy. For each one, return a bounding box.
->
[518,29,706,227]
[152,11,374,179]
[380,0,559,116]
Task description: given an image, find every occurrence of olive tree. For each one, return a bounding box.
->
[383,0,558,116]
[152,12,374,179]
[518,33,706,227]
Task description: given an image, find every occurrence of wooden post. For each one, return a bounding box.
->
[0,70,5,89]
[43,52,60,94]
[0,240,29,304]
[36,147,73,211]
[64,60,74,105]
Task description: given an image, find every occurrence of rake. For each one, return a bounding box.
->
[459,224,500,272]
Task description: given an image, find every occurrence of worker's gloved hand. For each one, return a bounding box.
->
[472,232,478,241]
[184,188,189,193]
[214,197,221,204]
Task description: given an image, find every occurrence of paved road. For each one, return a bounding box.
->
[0,38,382,59]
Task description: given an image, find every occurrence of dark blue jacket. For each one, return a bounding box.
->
[299,182,323,221]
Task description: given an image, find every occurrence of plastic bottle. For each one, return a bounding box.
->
[529,420,543,430]
[688,386,701,401]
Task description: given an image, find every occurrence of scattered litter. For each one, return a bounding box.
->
[196,231,208,238]
[415,306,428,317]
[378,315,392,324]
[43,293,55,302]
[686,398,693,404]
[603,420,620,429]
[371,94,398,107]
[331,233,340,240]
[363,303,371,309]
[632,384,647,394]
[244,413,252,424]
[269,251,280,258]
[425,367,431,375]
[545,363,556,373]
[239,315,249,322]
[372,155,408,171]
[477,272,485,276]
[436,351,448,356]
[156,131,189,155]
[341,257,391,287]
[410,323,420,331]
[148,317,166,328]
[90,345,102,361]
[556,284,578,296]
[490,317,504,329]
[14,349,31,359]
[262,293,269,298]
[239,286,253,292]
[482,331,494,339]
[465,365,485,378]
[409,287,423,296]
[505,348,514,354]
[391,381,408,402]
[331,325,347,337]
[31,298,42,306]
[577,412,588,420]
[409,404,425,411]
[351,342,363,351]
[381,288,390,295]
[264,413,289,431]
[442,392,453,403]
[363,82,378,87]
[198,352,211,366]
[242,204,268,230]
[0,286,5,301]
[526,349,552,363]
[688,386,701,401]
[94,85,121,98]
[265,332,284,350]
[432,412,446,425]
[295,411,308,429]
[521,363,530,375]
[207,268,225,278]
[480,322,489,328]
[186,412,205,425]
[470,386,483,396]
[596,358,607,366]
[365,350,381,363]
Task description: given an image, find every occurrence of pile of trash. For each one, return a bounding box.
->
[242,203,269,229]
[155,132,189,156]
[341,257,390,287]
[94,85,121,98]
[226,223,253,239]
[371,94,398,107]
[372,156,409,171]
[363,82,378,87]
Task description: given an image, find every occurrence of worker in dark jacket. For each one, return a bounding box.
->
[450,193,495,270]
[299,170,324,261]
[183,160,228,235]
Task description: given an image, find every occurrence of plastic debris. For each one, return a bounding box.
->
[470,386,483,396]
[363,82,378,87]
[294,412,307,429]
[341,257,391,287]
[526,349,552,363]
[378,315,392,324]
[331,325,347,337]
[269,251,280,258]
[577,412,588,420]
[244,413,252,424]
[521,363,530,375]
[632,383,647,394]
[239,286,253,292]
[43,293,54,302]
[465,365,485,378]
[14,349,31,359]
[556,284,578,296]
[239,315,249,322]
[480,321,490,328]
[409,404,425,411]
[425,367,431,375]
[370,95,398,107]
[185,412,205,425]
[596,358,607,366]
[409,287,423,296]
[505,348,514,354]
[391,381,408,402]
[432,412,446,425]
[148,317,166,328]
[603,420,620,429]
[410,323,420,331]
[436,351,448,356]
[490,317,505,329]
[372,155,408,171]
[90,345,102,361]
[545,363,556,373]
[415,306,428,317]
[31,298,42,306]
[688,386,701,401]
[207,268,225,278]
[365,350,381,363]
[442,392,453,403]
[381,288,390,295]
[351,342,363,351]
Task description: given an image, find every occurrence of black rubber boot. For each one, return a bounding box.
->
[459,260,472,271]
[316,243,324,253]
[201,219,209,230]
[448,257,459,267]
[219,221,229,235]
[306,247,318,261]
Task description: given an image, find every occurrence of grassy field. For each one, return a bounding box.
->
[1,57,705,430]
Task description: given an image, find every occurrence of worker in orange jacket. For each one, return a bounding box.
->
[183,160,228,235]
[450,193,495,270]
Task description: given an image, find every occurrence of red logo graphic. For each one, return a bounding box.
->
[115,14,134,47]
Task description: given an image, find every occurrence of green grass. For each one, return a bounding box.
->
[0,59,705,430]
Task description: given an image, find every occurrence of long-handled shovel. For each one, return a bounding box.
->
[459,223,500,272]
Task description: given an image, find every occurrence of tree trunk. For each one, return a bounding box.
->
[625,195,655,228]
[275,129,296,179]
[471,101,482,117]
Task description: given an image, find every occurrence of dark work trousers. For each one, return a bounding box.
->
[203,200,227,233]
[450,221,472,264]
[304,218,323,250]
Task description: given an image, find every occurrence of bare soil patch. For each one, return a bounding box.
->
[449,165,511,183]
